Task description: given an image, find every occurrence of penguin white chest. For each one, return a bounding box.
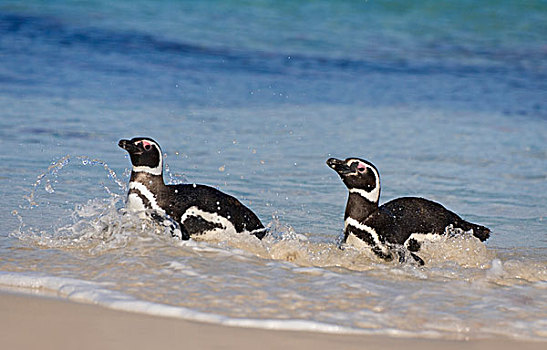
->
[126,192,147,212]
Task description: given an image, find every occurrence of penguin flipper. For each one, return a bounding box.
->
[372,246,394,262]
[410,252,425,266]
[397,248,425,266]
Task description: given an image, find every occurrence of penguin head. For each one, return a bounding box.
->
[119,137,163,175]
[326,157,380,203]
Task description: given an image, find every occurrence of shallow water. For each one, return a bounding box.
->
[1,0,546,342]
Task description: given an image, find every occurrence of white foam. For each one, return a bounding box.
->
[0,272,362,335]
[163,262,200,276]
[487,259,504,278]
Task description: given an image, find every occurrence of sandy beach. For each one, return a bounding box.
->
[1,292,543,350]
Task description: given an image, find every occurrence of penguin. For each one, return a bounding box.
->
[326,157,490,265]
[118,137,267,240]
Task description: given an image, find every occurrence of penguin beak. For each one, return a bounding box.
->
[326,158,352,175]
[118,139,141,154]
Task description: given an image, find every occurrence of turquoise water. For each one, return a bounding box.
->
[0,0,546,341]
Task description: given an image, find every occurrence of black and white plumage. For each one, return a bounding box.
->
[327,157,490,265]
[119,137,267,240]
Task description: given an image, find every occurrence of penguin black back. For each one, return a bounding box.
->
[327,157,490,264]
[119,137,266,239]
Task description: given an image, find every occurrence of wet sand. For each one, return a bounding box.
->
[1,292,544,350]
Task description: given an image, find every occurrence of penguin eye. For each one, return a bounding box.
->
[141,141,152,151]
[357,162,367,173]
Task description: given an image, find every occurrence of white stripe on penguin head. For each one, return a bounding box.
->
[346,159,380,203]
[132,139,163,176]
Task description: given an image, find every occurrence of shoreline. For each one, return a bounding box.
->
[1,291,544,350]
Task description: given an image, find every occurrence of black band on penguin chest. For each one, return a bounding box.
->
[128,188,153,209]
[346,226,377,247]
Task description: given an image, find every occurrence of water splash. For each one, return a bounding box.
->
[23,154,71,208]
[22,154,126,210]
[77,155,127,192]
[14,163,500,273]
[13,154,131,252]
[164,154,189,185]
[12,153,507,270]
[12,153,539,280]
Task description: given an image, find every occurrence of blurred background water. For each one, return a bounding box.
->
[0,0,545,341]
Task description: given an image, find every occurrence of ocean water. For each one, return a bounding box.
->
[1,0,546,341]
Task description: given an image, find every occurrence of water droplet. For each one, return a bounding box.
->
[45,182,54,194]
[192,184,197,188]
